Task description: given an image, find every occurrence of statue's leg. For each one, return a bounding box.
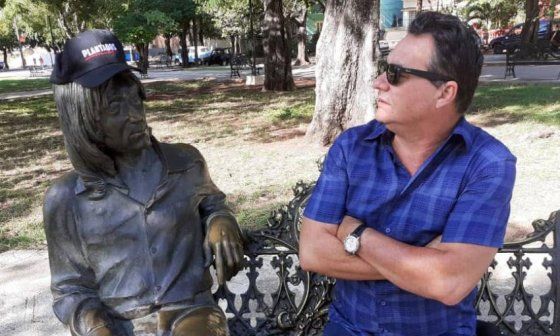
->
[169,306,228,336]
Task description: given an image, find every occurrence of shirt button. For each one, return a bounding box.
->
[385,228,391,234]
[380,300,386,306]
[150,247,157,254]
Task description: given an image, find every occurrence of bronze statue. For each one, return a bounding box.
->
[44,29,244,336]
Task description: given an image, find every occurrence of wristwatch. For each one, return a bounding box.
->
[343,224,367,255]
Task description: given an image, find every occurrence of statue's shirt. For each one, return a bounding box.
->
[43,140,233,323]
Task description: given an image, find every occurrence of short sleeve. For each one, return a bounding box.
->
[442,158,516,248]
[303,137,349,224]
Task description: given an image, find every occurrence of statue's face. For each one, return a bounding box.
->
[99,73,150,154]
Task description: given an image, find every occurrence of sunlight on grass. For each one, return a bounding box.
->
[472,84,560,126]
[1,80,558,251]
[0,78,51,94]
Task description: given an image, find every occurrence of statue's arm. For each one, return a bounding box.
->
[182,145,244,284]
[43,176,123,336]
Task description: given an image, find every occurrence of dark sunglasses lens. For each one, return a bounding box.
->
[386,65,399,85]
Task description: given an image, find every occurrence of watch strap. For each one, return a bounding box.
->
[350,223,367,238]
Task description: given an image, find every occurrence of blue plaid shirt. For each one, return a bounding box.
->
[303,118,516,336]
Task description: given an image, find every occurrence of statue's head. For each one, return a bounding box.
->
[50,30,148,198]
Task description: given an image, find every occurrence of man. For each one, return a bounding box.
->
[299,12,516,336]
[44,30,243,336]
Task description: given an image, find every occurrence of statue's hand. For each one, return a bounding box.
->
[204,216,244,285]
[73,305,125,336]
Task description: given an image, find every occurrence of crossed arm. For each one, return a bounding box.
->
[299,216,497,306]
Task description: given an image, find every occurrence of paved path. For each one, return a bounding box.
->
[0,60,558,101]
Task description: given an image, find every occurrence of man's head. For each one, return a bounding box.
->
[407,12,483,114]
[374,12,483,129]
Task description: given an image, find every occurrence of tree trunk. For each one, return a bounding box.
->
[230,35,236,54]
[294,5,310,66]
[306,0,380,145]
[199,17,204,46]
[2,49,9,70]
[416,0,423,12]
[521,0,540,44]
[193,18,199,64]
[263,0,295,91]
[180,23,190,67]
[164,35,173,58]
[135,43,149,74]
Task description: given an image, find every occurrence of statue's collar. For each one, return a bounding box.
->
[75,137,196,195]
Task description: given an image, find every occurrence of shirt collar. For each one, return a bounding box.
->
[449,116,473,152]
[363,121,390,141]
[363,117,473,152]
[75,137,195,195]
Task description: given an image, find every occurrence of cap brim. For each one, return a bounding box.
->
[74,62,139,88]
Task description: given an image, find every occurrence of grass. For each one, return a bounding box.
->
[0,79,558,252]
[0,78,51,95]
[472,84,560,126]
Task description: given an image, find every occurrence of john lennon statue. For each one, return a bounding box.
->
[43,30,244,336]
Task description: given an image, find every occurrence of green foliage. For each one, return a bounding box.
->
[461,0,524,29]
[202,0,263,39]
[113,0,177,45]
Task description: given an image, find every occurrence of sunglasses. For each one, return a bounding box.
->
[378,61,454,86]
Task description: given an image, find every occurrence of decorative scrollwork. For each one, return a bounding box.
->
[214,180,334,335]
[476,210,560,335]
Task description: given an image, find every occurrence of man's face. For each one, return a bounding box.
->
[99,73,150,154]
[374,34,442,130]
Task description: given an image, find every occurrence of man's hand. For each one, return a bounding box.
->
[204,216,244,285]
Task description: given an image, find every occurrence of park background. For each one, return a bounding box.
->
[0,0,559,335]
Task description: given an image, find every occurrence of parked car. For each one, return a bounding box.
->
[173,46,212,64]
[490,19,559,54]
[0,61,4,70]
[205,48,231,65]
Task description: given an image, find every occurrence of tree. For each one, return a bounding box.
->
[0,12,18,69]
[285,0,311,66]
[521,0,540,43]
[306,0,380,145]
[114,0,176,72]
[263,0,295,90]
[36,0,120,37]
[417,0,423,12]
[462,0,522,29]
[202,0,255,55]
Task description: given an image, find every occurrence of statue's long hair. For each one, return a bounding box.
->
[53,71,145,199]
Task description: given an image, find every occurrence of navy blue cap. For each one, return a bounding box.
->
[50,29,136,88]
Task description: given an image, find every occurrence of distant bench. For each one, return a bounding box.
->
[214,168,560,335]
[505,42,560,79]
[230,55,262,78]
[29,66,49,77]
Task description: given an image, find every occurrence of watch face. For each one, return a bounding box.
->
[344,235,359,254]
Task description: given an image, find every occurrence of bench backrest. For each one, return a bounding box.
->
[214,181,560,335]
